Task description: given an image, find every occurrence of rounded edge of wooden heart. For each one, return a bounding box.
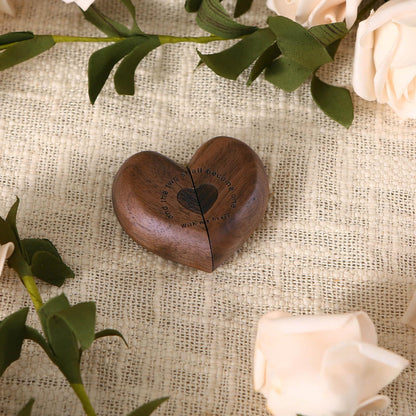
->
[112,151,213,272]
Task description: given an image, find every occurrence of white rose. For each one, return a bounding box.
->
[353,0,416,118]
[62,0,95,11]
[0,0,15,15]
[0,242,14,276]
[254,311,409,416]
[266,0,361,28]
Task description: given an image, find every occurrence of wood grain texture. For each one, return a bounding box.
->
[112,151,212,271]
[188,137,269,270]
[112,137,269,272]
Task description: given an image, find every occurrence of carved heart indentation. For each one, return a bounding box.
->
[112,136,269,272]
[177,184,218,214]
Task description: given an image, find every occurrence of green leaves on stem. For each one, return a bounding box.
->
[88,35,160,103]
[85,1,159,103]
[0,34,55,71]
[38,294,95,384]
[0,0,355,128]
[195,10,352,127]
[0,198,74,286]
[0,293,139,415]
[87,1,353,126]
[0,198,167,416]
[198,28,276,80]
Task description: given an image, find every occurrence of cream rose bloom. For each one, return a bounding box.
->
[62,0,95,11]
[353,0,416,118]
[254,311,409,416]
[0,0,14,15]
[266,0,361,28]
[0,243,14,276]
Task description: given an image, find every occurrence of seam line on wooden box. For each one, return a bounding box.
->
[187,166,214,272]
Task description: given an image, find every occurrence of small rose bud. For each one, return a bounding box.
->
[0,242,14,276]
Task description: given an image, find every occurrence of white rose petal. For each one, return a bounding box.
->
[0,242,14,276]
[62,0,95,11]
[254,311,409,416]
[353,0,416,118]
[267,0,362,28]
[0,0,15,15]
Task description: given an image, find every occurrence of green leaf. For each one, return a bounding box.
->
[20,239,74,286]
[17,399,35,416]
[0,218,28,276]
[21,238,60,262]
[38,296,95,381]
[95,328,128,347]
[309,22,348,46]
[24,326,55,362]
[38,294,71,338]
[265,56,312,91]
[119,0,142,33]
[0,308,29,376]
[127,397,169,416]
[83,5,132,37]
[311,75,353,128]
[30,251,74,287]
[114,35,161,95]
[40,296,85,384]
[0,217,15,246]
[88,36,145,104]
[185,0,203,12]
[5,198,21,247]
[56,302,96,350]
[248,43,280,86]
[0,32,34,47]
[325,39,341,59]
[47,314,82,384]
[0,200,73,283]
[0,200,30,278]
[196,0,257,39]
[119,0,136,19]
[267,16,332,70]
[0,36,55,71]
[197,28,276,80]
[234,0,253,17]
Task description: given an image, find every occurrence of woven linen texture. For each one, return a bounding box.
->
[1,0,416,415]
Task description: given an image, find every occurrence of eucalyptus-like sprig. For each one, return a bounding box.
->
[0,198,168,416]
[1,0,362,126]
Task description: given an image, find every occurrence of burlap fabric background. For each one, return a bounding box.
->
[1,0,416,415]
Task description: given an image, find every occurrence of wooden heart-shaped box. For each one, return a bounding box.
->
[112,136,269,272]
